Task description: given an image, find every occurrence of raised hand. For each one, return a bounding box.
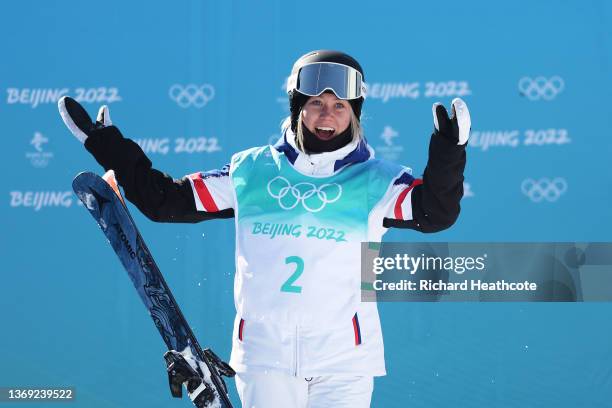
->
[58,96,112,143]
[432,98,471,145]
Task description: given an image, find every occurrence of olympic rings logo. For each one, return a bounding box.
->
[267,176,342,213]
[169,84,215,108]
[518,76,564,101]
[521,177,567,202]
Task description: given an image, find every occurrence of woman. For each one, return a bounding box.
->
[59,50,470,408]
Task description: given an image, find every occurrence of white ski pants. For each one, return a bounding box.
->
[235,371,373,408]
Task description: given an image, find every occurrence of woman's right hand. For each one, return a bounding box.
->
[58,96,112,144]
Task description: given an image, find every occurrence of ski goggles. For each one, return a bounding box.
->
[286,62,367,100]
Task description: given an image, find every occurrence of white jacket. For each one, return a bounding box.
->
[186,130,420,377]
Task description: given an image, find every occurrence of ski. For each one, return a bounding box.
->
[72,170,234,408]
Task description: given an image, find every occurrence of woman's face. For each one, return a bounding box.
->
[301,92,352,141]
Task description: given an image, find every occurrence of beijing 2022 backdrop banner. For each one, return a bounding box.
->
[1,0,611,407]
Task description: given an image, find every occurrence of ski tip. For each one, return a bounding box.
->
[102,169,116,184]
[102,170,125,205]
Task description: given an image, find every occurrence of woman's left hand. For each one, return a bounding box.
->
[432,98,471,145]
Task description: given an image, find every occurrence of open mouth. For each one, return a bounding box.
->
[315,126,336,139]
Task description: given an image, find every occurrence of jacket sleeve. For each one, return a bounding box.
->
[83,125,234,223]
[382,132,466,233]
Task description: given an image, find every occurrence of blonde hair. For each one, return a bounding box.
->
[282,108,363,152]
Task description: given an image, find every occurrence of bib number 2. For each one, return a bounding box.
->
[281,256,304,293]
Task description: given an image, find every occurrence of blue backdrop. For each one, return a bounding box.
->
[1,0,611,407]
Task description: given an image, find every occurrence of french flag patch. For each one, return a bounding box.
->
[352,313,362,346]
[394,179,423,220]
[188,173,220,212]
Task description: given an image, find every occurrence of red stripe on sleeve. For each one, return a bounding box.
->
[190,174,219,212]
[393,179,423,220]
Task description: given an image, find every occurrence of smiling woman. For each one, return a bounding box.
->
[293,92,364,154]
[302,93,351,139]
[285,51,367,155]
[58,49,471,408]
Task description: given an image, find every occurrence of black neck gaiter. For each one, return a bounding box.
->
[301,124,353,153]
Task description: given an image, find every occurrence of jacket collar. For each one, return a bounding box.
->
[273,128,374,176]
